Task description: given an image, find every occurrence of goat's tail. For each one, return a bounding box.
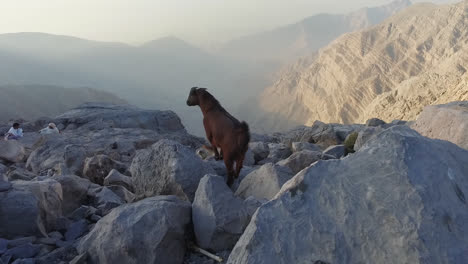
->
[237,121,251,154]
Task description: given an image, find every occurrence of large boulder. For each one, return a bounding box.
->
[235,163,294,200]
[248,142,269,163]
[104,169,133,191]
[412,101,468,150]
[12,180,63,231]
[54,103,185,133]
[366,118,386,127]
[0,140,25,163]
[276,150,322,174]
[322,145,346,159]
[192,175,257,252]
[260,143,291,164]
[91,187,125,215]
[0,180,62,238]
[228,126,468,264]
[25,104,205,176]
[52,175,95,215]
[77,196,191,264]
[291,142,321,153]
[130,139,215,201]
[82,155,128,185]
[354,126,384,151]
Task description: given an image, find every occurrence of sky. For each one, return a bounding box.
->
[0,0,460,46]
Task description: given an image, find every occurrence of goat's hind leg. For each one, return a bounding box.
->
[223,157,235,187]
[235,154,245,179]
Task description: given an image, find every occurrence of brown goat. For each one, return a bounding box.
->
[186,87,250,186]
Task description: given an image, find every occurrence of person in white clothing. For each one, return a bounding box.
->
[4,123,23,140]
[39,123,60,135]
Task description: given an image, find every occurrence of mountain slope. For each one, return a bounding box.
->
[258,1,468,132]
[0,85,126,123]
[218,0,412,65]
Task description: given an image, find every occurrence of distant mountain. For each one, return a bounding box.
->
[218,0,412,66]
[0,1,415,136]
[0,85,126,123]
[257,1,468,132]
[0,32,274,135]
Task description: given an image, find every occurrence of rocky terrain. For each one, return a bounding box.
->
[258,0,468,132]
[0,101,467,264]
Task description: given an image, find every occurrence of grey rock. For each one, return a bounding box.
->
[106,185,135,203]
[69,206,96,221]
[11,258,35,264]
[243,149,255,166]
[0,238,7,254]
[7,237,36,248]
[47,231,63,240]
[354,126,384,151]
[103,169,133,191]
[82,155,128,185]
[65,219,88,241]
[228,126,468,264]
[0,188,47,238]
[6,167,36,181]
[26,108,204,176]
[248,142,269,163]
[276,150,322,174]
[261,143,291,164]
[235,163,294,200]
[51,175,94,215]
[92,187,124,216]
[12,180,63,231]
[0,140,25,163]
[0,181,12,192]
[280,121,342,148]
[36,237,58,246]
[0,180,62,238]
[89,214,101,223]
[322,145,346,159]
[291,142,321,152]
[0,163,7,175]
[192,175,254,252]
[78,196,191,264]
[366,117,386,127]
[35,245,77,264]
[131,139,215,202]
[412,101,468,150]
[54,103,185,133]
[3,243,41,259]
[69,253,87,264]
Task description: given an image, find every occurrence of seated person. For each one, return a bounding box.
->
[39,123,60,135]
[4,122,23,140]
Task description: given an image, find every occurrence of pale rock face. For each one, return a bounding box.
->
[0,179,63,238]
[130,139,215,202]
[235,163,294,200]
[276,150,322,174]
[227,126,468,264]
[77,196,191,264]
[258,1,468,132]
[192,175,256,252]
[0,140,26,163]
[411,101,468,150]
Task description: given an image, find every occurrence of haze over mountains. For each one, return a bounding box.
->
[0,0,418,135]
[218,0,412,66]
[0,85,126,124]
[257,0,468,132]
